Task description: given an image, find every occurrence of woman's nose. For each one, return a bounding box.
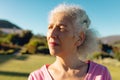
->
[48,27,58,38]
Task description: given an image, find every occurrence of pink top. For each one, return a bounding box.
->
[28,61,112,80]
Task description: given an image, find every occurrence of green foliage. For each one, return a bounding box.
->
[0,29,49,55]
[11,30,33,46]
[0,49,15,55]
[112,46,120,61]
[25,38,42,54]
[32,35,48,47]
[0,50,5,55]
[6,49,15,54]
[4,34,14,43]
[114,52,120,61]
[20,37,49,54]
[90,52,114,60]
[0,34,14,44]
[37,46,49,54]
[90,52,102,59]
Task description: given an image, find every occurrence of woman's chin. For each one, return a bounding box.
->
[49,50,60,56]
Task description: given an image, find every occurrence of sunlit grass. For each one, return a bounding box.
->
[0,54,55,80]
[0,54,120,80]
[106,65,120,80]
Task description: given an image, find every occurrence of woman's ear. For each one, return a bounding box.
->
[76,31,85,47]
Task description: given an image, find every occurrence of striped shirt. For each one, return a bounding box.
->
[28,61,112,80]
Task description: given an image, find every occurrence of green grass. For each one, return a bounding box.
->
[0,54,55,80]
[0,54,120,80]
[106,65,120,80]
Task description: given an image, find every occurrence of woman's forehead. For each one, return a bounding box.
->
[49,13,73,24]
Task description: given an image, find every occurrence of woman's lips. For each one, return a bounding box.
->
[49,42,59,46]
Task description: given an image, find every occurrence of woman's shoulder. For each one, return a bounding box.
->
[85,60,112,80]
[28,64,52,80]
[89,61,108,71]
[31,65,46,75]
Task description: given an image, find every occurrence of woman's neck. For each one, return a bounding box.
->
[48,52,88,80]
[54,53,86,71]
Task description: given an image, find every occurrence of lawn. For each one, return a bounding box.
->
[0,54,55,80]
[0,54,120,80]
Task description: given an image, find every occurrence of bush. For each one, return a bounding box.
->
[0,49,15,55]
[20,47,28,54]
[90,52,113,60]
[6,49,15,54]
[37,46,49,54]
[90,52,102,59]
[0,50,5,55]
[11,30,33,46]
[114,52,120,61]
[20,38,40,54]
[0,34,14,44]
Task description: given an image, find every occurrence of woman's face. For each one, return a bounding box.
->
[47,13,79,56]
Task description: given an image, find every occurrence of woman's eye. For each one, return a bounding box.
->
[59,26,65,31]
[48,25,53,29]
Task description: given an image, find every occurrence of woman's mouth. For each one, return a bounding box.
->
[49,42,59,46]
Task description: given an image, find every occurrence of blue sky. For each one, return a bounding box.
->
[0,0,120,37]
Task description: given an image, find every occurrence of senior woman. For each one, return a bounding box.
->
[28,4,111,80]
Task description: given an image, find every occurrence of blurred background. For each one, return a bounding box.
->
[0,0,120,80]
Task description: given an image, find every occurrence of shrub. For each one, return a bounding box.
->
[6,49,15,55]
[11,30,33,46]
[0,49,15,55]
[114,52,120,61]
[0,34,14,44]
[90,52,113,60]
[37,46,49,54]
[90,52,102,59]
[0,50,5,55]
[20,38,40,54]
[20,47,28,54]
